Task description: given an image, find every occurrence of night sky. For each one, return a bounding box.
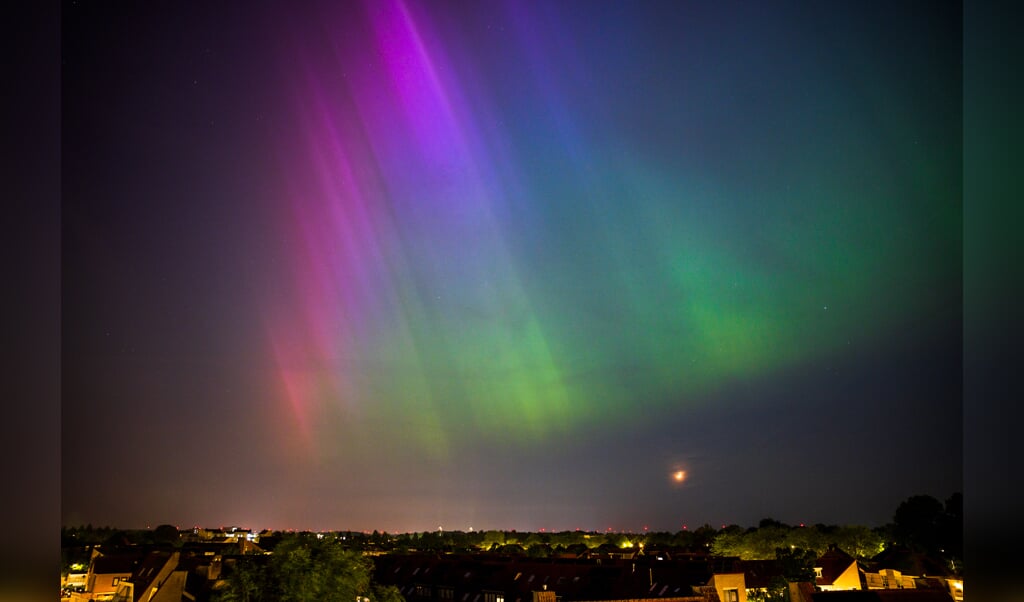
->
[62,1,962,533]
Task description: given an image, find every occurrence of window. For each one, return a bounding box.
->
[439,587,454,600]
[483,592,504,602]
[723,589,739,602]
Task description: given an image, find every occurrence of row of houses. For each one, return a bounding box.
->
[62,543,963,602]
[62,544,233,602]
[370,548,963,602]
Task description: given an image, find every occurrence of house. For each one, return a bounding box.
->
[109,550,183,602]
[705,573,746,602]
[62,547,225,602]
[912,577,963,602]
[941,578,963,601]
[867,548,955,581]
[69,548,146,601]
[734,559,788,600]
[863,547,962,600]
[63,567,89,595]
[815,548,861,591]
[863,568,915,590]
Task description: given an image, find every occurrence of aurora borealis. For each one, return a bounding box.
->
[62,1,962,532]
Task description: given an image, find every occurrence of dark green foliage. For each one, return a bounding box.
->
[372,584,405,602]
[744,548,814,602]
[217,556,264,602]
[774,546,816,582]
[711,523,886,560]
[893,494,945,552]
[152,524,181,546]
[214,534,401,602]
[939,492,963,559]
[747,576,789,602]
[892,493,962,558]
[889,492,963,574]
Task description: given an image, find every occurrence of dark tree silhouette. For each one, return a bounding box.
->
[939,492,963,559]
[893,494,950,554]
[152,524,180,546]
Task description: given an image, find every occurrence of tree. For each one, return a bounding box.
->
[480,530,505,550]
[710,530,745,558]
[747,577,788,602]
[775,546,816,582]
[214,534,402,602]
[893,494,944,553]
[692,524,719,551]
[372,584,404,602]
[939,492,963,561]
[152,524,181,547]
[217,557,266,602]
[830,526,884,559]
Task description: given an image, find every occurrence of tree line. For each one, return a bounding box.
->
[61,493,962,563]
[214,534,402,602]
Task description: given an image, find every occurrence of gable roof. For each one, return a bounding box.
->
[816,548,856,586]
[91,551,146,575]
[737,559,785,589]
[869,547,952,578]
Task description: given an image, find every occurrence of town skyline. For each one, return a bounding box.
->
[64,491,961,538]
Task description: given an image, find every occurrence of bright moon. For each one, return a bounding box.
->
[672,470,686,483]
